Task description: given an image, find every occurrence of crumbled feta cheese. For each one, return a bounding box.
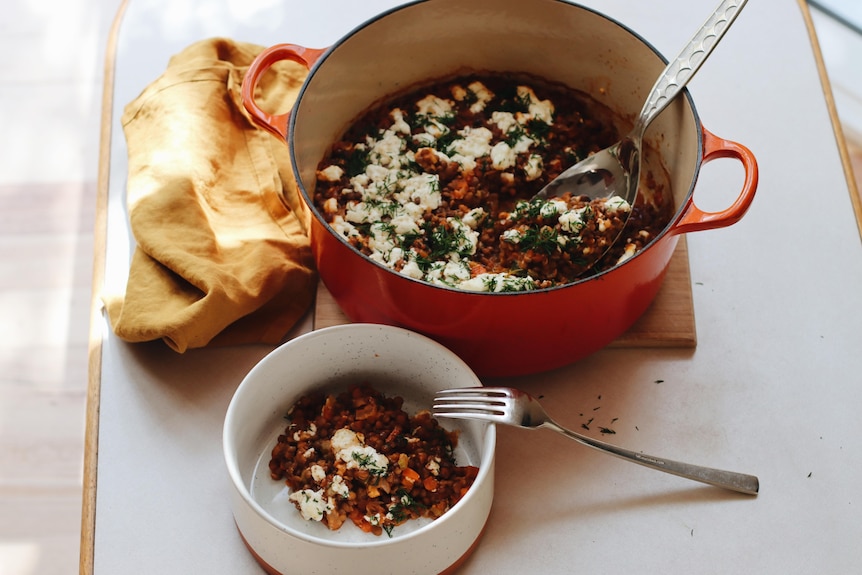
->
[318,165,344,182]
[490,141,517,170]
[331,428,362,453]
[395,173,441,211]
[502,229,522,243]
[413,132,437,147]
[421,117,450,139]
[387,247,405,267]
[598,218,610,233]
[524,154,544,181]
[390,212,420,235]
[449,126,494,159]
[458,272,535,292]
[540,200,567,218]
[340,445,389,475]
[345,201,384,224]
[462,207,486,230]
[310,464,326,483]
[604,195,632,213]
[365,164,390,183]
[616,242,637,265]
[292,423,317,442]
[424,261,446,283]
[400,259,424,280]
[456,275,489,292]
[350,173,370,190]
[368,130,406,167]
[368,223,398,262]
[416,94,453,116]
[516,85,555,124]
[401,201,427,222]
[491,111,518,134]
[329,475,350,499]
[322,197,338,215]
[511,135,535,154]
[467,81,494,114]
[330,215,360,238]
[447,218,479,255]
[559,207,590,233]
[443,259,472,282]
[331,428,389,476]
[451,84,468,101]
[390,108,411,135]
[288,488,333,521]
[448,153,477,172]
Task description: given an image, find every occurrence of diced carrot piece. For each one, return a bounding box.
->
[468,261,488,277]
[402,467,420,487]
[451,179,468,199]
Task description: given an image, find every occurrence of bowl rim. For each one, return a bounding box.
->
[222,323,497,549]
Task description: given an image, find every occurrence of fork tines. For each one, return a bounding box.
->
[432,387,513,419]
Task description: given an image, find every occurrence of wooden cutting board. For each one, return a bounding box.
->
[314,237,696,348]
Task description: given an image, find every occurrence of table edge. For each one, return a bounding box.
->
[798,0,862,235]
[80,0,129,573]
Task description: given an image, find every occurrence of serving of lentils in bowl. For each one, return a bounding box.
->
[223,324,495,575]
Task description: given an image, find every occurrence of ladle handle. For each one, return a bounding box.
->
[634,0,748,137]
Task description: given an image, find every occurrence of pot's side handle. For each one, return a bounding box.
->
[668,126,759,236]
[241,44,327,140]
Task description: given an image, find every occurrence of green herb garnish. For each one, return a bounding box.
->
[497,87,531,114]
[346,147,370,177]
[519,225,561,255]
[387,489,424,523]
[526,118,551,142]
[427,222,473,260]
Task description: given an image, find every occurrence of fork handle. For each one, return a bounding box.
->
[544,421,759,495]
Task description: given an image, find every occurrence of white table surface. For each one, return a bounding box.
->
[86,0,862,573]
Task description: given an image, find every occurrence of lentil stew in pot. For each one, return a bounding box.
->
[313,74,674,291]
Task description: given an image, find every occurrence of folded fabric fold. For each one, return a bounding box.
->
[104,38,317,352]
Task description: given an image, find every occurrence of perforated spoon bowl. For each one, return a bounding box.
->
[534,0,748,214]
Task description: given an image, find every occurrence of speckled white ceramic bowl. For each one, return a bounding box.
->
[223,324,496,575]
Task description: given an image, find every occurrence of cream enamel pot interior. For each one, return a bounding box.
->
[223,324,495,575]
[242,0,758,377]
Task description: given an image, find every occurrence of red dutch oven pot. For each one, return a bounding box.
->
[242,0,758,377]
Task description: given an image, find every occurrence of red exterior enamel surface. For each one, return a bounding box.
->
[311,214,677,376]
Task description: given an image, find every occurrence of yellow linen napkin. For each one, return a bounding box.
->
[104,38,316,352]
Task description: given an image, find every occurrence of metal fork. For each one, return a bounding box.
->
[434,387,759,495]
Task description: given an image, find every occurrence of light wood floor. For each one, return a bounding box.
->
[0,1,859,574]
[1,0,120,573]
